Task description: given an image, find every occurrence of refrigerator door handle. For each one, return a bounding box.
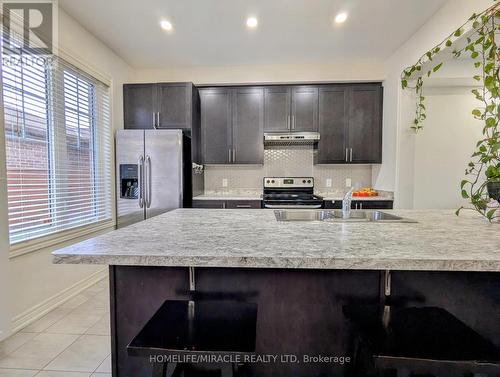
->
[138,155,144,208]
[145,155,152,208]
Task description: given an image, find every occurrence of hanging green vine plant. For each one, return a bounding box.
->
[401,3,500,222]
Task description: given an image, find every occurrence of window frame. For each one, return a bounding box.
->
[2,49,115,256]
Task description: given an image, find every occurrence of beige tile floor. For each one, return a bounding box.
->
[0,279,111,377]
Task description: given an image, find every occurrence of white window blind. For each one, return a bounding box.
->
[2,38,112,245]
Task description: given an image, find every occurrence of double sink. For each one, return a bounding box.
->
[274,210,417,223]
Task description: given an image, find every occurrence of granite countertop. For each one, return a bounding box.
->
[318,191,394,202]
[52,209,500,272]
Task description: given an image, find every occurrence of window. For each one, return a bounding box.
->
[2,46,112,245]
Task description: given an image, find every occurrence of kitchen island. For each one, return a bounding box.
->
[53,209,500,377]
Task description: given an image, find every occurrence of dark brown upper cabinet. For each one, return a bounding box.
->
[264,86,318,133]
[264,87,291,132]
[200,88,232,164]
[200,87,264,165]
[316,84,383,164]
[316,86,348,164]
[291,86,319,132]
[123,84,156,130]
[348,85,383,163]
[124,82,197,130]
[232,87,264,164]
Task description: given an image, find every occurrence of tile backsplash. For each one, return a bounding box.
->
[204,146,373,193]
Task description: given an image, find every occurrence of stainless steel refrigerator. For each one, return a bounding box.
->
[115,129,193,228]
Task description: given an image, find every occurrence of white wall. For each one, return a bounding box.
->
[413,87,483,209]
[133,60,385,85]
[0,8,134,340]
[382,0,495,208]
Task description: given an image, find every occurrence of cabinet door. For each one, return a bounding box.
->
[291,86,318,132]
[192,200,226,209]
[200,88,232,164]
[157,83,192,129]
[123,84,156,129]
[317,86,348,164]
[355,200,393,210]
[264,87,291,132]
[225,200,262,209]
[348,85,383,163]
[232,87,264,164]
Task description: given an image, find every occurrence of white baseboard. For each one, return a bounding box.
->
[10,268,108,334]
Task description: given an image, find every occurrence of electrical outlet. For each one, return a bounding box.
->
[222,179,228,187]
[326,179,332,188]
[345,178,352,188]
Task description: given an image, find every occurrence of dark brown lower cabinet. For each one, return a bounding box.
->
[323,200,394,210]
[110,267,500,377]
[192,200,262,209]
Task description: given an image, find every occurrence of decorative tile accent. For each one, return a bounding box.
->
[204,146,373,193]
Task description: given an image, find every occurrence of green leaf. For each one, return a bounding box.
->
[474,61,481,68]
[454,28,463,37]
[486,117,496,127]
[471,51,479,59]
[401,79,408,89]
[433,63,443,72]
[473,75,481,81]
[472,109,482,117]
[455,207,464,217]
[461,190,470,199]
[472,21,480,29]
[445,40,453,47]
[461,180,468,189]
[486,209,496,221]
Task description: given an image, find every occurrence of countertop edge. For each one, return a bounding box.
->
[52,254,500,272]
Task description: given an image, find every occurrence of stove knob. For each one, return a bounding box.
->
[271,180,275,184]
[266,180,270,184]
[307,180,312,184]
[302,180,306,184]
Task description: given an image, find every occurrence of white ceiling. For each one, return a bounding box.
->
[59,0,448,69]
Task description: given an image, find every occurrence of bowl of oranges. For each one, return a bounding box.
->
[352,188,378,197]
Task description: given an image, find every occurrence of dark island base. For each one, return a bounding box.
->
[109,267,500,377]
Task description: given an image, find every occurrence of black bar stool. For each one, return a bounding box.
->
[128,300,258,377]
[343,305,500,377]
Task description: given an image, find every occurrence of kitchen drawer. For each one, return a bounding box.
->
[225,200,262,209]
[323,200,393,210]
[192,200,262,209]
[192,200,226,209]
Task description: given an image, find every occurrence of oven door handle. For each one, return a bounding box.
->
[264,204,323,209]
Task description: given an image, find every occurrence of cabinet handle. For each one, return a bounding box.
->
[138,155,144,208]
[223,202,227,209]
[350,148,353,162]
[292,115,295,130]
[360,203,363,210]
[152,113,156,129]
[233,148,236,163]
[345,148,349,163]
[157,112,160,128]
[228,149,231,163]
[287,115,291,130]
[236,205,252,208]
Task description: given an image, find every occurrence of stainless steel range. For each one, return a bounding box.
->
[262,177,323,209]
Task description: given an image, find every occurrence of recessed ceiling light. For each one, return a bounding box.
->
[160,20,173,31]
[246,17,258,28]
[335,12,348,24]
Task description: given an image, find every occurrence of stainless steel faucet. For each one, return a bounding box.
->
[342,188,354,219]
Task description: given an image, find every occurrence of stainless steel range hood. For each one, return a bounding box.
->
[264,132,320,146]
